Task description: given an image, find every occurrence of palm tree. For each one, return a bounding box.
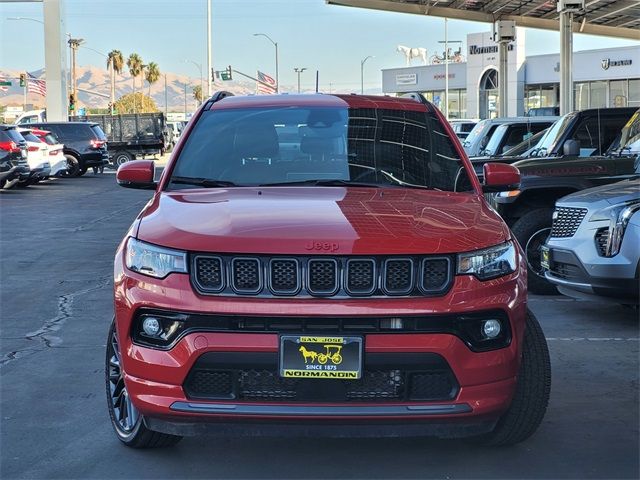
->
[193,85,203,104]
[127,53,143,112]
[145,62,160,100]
[107,50,124,114]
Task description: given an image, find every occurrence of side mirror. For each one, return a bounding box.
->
[563,139,580,156]
[482,163,520,193]
[116,160,156,189]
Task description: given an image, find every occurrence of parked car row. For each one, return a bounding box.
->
[450,107,640,302]
[0,121,109,189]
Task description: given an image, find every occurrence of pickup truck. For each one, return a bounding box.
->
[70,113,167,166]
[490,108,640,294]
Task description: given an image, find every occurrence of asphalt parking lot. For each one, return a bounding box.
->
[1,172,638,479]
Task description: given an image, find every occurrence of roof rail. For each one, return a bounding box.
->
[203,91,234,110]
[399,92,429,105]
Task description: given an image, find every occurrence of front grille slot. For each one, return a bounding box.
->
[308,259,338,295]
[185,370,234,399]
[269,259,299,295]
[346,259,376,295]
[231,258,261,294]
[550,207,588,238]
[421,258,450,293]
[383,259,414,295]
[194,256,224,292]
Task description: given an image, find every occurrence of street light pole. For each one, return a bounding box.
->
[253,33,279,93]
[438,32,462,120]
[294,67,306,94]
[184,60,203,104]
[360,55,374,95]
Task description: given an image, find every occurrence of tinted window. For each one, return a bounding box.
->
[20,132,42,143]
[91,125,107,140]
[0,128,25,144]
[53,123,95,141]
[171,106,473,192]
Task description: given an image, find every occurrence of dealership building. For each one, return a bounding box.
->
[382,29,639,119]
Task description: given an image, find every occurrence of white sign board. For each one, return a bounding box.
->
[396,74,417,85]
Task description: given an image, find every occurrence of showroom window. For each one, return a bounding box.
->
[609,80,628,107]
[574,83,590,110]
[629,79,640,107]
[590,81,608,109]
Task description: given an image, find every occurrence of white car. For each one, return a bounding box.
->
[31,128,67,177]
[17,128,50,184]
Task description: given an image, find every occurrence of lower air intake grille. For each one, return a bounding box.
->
[595,228,609,257]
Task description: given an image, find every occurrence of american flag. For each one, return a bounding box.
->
[256,70,277,95]
[0,77,8,93]
[27,72,47,97]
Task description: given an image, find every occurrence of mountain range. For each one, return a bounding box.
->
[0,65,290,111]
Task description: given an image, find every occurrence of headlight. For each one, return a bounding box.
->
[125,237,187,279]
[457,241,516,281]
[590,199,640,257]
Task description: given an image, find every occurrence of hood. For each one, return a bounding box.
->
[136,187,510,255]
[558,178,640,208]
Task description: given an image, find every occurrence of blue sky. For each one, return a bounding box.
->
[1,0,638,92]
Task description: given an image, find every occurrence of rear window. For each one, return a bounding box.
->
[0,128,24,143]
[20,132,42,143]
[50,123,96,141]
[91,125,107,140]
[171,106,473,192]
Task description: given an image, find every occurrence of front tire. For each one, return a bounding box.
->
[474,309,551,446]
[511,208,557,295]
[105,319,182,448]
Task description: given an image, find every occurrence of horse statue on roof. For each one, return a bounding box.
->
[396,45,428,66]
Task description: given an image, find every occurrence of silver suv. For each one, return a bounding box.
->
[542,178,640,305]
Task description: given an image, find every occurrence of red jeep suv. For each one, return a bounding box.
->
[108,92,550,448]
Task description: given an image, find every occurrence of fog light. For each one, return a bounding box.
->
[142,317,162,337]
[482,319,502,339]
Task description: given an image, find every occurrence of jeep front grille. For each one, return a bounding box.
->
[550,207,588,238]
[191,254,453,298]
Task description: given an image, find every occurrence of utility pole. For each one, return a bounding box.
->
[207,0,212,97]
[184,82,187,120]
[438,30,462,120]
[360,56,374,95]
[68,38,83,99]
[164,74,168,118]
[294,67,306,93]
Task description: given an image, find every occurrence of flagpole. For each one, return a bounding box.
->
[23,83,27,110]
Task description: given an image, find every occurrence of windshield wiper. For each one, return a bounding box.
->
[170,176,240,188]
[259,179,382,188]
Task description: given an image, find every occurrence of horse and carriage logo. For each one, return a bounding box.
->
[299,344,343,365]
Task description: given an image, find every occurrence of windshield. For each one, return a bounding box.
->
[534,113,576,156]
[607,110,640,155]
[462,119,489,149]
[501,127,550,157]
[171,106,473,192]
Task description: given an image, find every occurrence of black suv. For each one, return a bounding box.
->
[0,125,30,189]
[29,122,109,177]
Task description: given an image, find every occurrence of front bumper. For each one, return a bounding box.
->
[544,221,640,304]
[114,249,527,436]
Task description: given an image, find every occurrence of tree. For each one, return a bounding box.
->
[193,84,203,104]
[126,53,144,112]
[113,92,159,114]
[145,62,160,98]
[107,50,124,114]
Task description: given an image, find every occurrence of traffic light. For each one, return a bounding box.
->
[69,93,76,111]
[220,66,232,81]
[19,73,26,88]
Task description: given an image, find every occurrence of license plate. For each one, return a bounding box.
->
[541,245,550,270]
[279,335,363,380]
